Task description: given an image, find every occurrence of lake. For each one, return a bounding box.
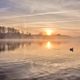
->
[0,39,80,80]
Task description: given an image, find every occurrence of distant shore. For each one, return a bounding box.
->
[0,38,73,43]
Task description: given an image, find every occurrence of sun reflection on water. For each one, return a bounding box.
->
[45,41,53,49]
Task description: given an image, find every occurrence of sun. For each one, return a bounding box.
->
[45,29,53,36]
[42,28,56,36]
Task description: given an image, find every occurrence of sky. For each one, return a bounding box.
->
[0,0,80,36]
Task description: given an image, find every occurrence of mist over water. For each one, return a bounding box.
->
[0,38,80,80]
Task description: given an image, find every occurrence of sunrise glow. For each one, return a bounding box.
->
[45,29,53,36]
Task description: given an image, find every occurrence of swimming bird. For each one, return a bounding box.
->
[70,48,74,52]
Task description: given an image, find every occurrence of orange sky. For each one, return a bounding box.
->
[0,0,80,36]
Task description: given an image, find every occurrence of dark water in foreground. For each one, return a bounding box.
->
[0,39,80,80]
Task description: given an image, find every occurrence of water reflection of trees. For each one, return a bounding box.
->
[0,41,66,52]
[0,42,20,52]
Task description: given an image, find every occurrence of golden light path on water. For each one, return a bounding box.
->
[45,41,53,49]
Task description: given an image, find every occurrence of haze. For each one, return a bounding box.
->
[0,0,80,36]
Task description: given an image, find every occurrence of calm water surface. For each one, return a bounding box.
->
[0,39,80,80]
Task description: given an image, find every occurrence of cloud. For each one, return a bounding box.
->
[0,0,80,29]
